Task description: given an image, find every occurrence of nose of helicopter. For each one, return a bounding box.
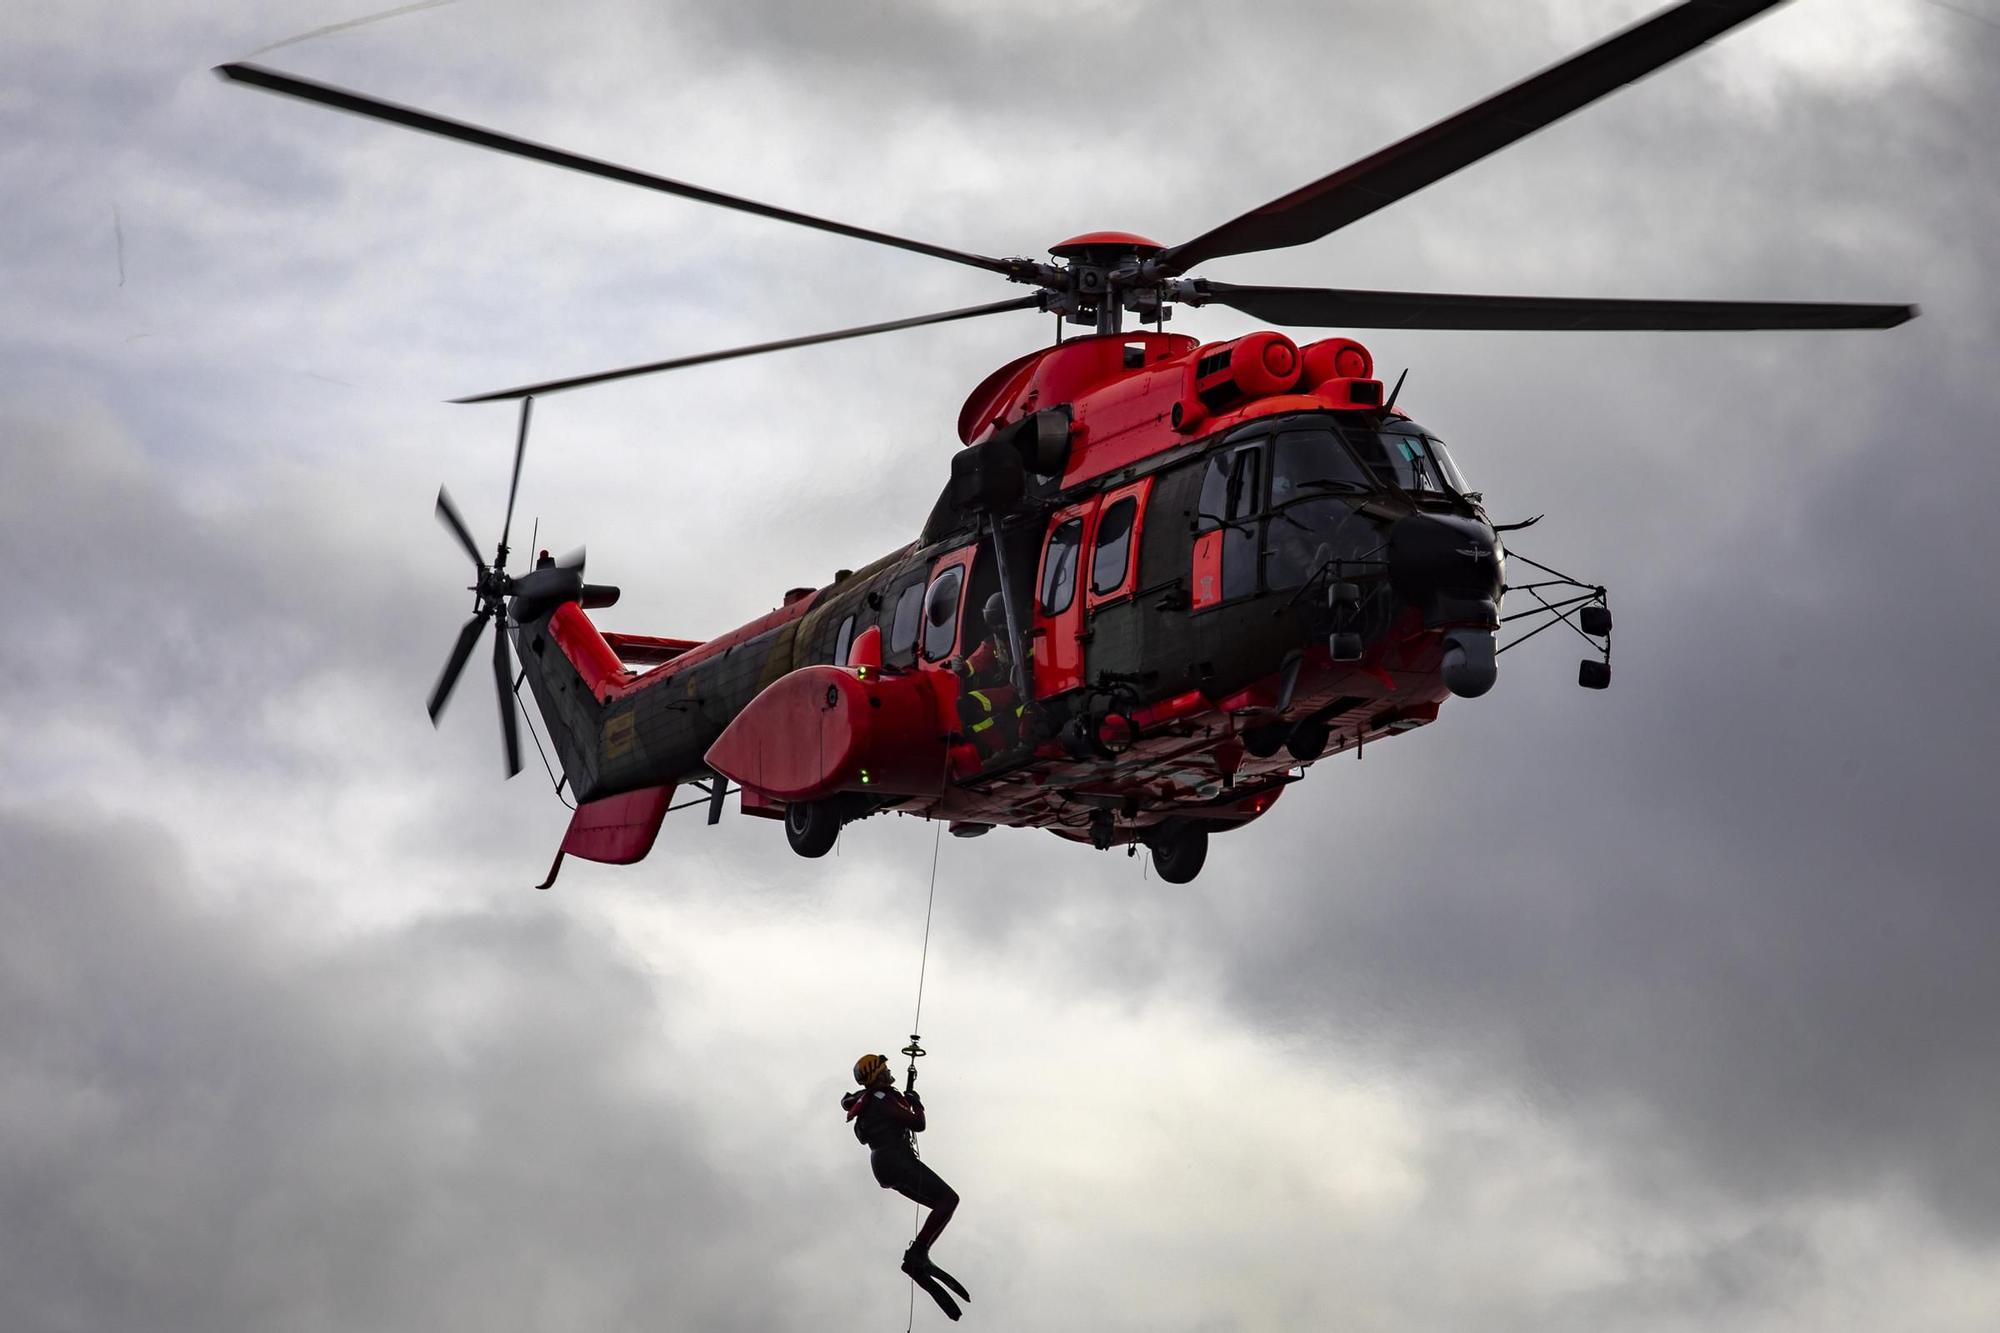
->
[1388,511,1504,604]
[1386,512,1504,698]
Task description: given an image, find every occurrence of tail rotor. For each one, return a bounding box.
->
[426,475,529,779]
[426,397,546,780]
[426,402,626,779]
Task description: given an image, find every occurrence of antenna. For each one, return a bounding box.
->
[1382,367,1409,414]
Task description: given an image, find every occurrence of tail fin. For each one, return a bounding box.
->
[517,603,690,886]
[512,602,633,802]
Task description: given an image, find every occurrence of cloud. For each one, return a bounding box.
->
[0,802,800,1333]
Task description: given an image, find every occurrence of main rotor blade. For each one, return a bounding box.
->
[498,396,532,562]
[1159,0,1789,274]
[493,619,522,779]
[214,63,1024,279]
[451,295,1043,403]
[435,486,483,568]
[428,613,487,723]
[1196,281,1918,331]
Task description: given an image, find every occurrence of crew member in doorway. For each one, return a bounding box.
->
[842,1053,969,1319]
[951,593,1033,755]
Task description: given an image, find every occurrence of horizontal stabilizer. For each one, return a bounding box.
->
[561,785,674,864]
[601,631,702,668]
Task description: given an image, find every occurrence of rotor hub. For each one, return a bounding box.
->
[1040,232,1181,335]
[1048,231,1165,260]
[479,565,519,604]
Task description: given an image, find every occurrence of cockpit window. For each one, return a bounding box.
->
[1340,420,1466,495]
[1427,434,1470,494]
[1271,427,1371,508]
[1267,497,1381,591]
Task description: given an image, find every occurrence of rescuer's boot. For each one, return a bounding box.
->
[901,1249,962,1322]
[903,1245,970,1303]
[925,1261,969,1302]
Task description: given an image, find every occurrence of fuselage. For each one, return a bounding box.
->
[516,328,1505,845]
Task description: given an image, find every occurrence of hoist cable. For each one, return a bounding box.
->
[911,810,946,1037]
[903,759,951,1333]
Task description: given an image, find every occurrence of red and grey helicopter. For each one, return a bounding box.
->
[219,0,1912,884]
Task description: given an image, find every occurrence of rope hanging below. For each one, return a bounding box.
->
[905,770,948,1089]
[902,787,948,1333]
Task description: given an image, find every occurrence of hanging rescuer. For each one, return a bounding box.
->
[842,1050,970,1320]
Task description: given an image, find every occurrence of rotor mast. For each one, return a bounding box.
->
[1042,233,1174,337]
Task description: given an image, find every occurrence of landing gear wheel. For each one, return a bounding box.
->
[1149,826,1209,884]
[1286,720,1330,762]
[784,800,841,858]
[1242,724,1287,759]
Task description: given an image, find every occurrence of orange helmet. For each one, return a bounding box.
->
[853,1053,891,1086]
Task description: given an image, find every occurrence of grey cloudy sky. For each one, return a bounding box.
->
[4,1,1999,1330]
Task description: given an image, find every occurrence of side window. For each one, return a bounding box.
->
[1040,518,1084,614]
[833,613,855,667]
[888,581,925,662]
[1227,447,1262,524]
[1196,443,1264,602]
[1197,443,1264,530]
[1196,453,1229,532]
[1091,498,1136,596]
[921,566,964,662]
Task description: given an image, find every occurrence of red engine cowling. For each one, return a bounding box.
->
[1298,336,1383,409]
[1188,331,1301,416]
[704,664,948,801]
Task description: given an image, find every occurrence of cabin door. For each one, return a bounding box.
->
[1030,499,1094,699]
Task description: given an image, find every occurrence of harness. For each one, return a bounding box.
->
[843,1087,917,1152]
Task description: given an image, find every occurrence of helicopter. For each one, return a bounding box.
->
[217,0,1913,885]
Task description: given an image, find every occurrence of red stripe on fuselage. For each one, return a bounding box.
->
[546,589,823,705]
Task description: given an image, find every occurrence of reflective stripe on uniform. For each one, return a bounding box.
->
[965,689,997,734]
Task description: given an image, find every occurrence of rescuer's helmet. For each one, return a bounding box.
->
[982,593,1008,632]
[853,1053,891,1086]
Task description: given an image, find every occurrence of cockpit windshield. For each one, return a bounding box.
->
[1338,420,1469,496]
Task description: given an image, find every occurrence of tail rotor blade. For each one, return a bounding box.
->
[436,486,483,568]
[493,617,523,779]
[429,613,488,723]
[498,396,533,560]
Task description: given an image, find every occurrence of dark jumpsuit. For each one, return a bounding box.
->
[841,1085,958,1214]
